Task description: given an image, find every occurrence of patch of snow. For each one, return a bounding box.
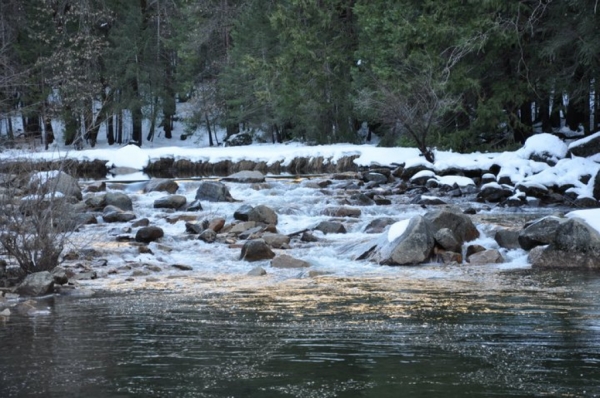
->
[566,209,600,234]
[387,218,411,242]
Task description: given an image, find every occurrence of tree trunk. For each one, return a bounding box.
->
[116,110,123,144]
[107,115,115,145]
[566,95,585,133]
[43,118,54,150]
[539,96,552,133]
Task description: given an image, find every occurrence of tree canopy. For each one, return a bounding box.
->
[0,0,597,155]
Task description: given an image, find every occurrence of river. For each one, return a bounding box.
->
[2,176,600,397]
[2,268,600,397]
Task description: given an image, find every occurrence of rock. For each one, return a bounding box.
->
[195,181,236,202]
[314,221,347,234]
[402,165,434,180]
[494,229,521,249]
[248,205,278,225]
[198,229,217,243]
[222,170,266,183]
[364,218,397,234]
[224,132,252,146]
[271,254,311,268]
[518,216,564,250]
[233,204,254,221]
[247,266,267,276]
[363,172,388,185]
[573,197,599,208]
[240,239,275,262]
[85,194,106,210]
[230,221,257,234]
[262,233,290,248]
[144,178,179,194]
[85,181,106,193]
[132,218,150,228]
[301,231,319,242]
[186,222,204,234]
[322,206,361,218]
[172,264,193,271]
[568,132,600,158]
[434,228,462,253]
[468,249,504,265]
[424,207,480,245]
[51,267,69,285]
[208,217,226,233]
[553,218,600,253]
[372,215,435,265]
[135,226,164,243]
[102,205,136,223]
[594,171,600,201]
[187,199,203,211]
[32,171,82,200]
[436,250,463,264]
[410,170,436,185]
[16,271,55,296]
[105,191,133,211]
[153,195,187,209]
[466,244,486,258]
[477,183,513,203]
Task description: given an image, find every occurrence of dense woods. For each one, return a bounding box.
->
[0,0,598,156]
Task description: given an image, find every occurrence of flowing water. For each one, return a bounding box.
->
[1,177,600,397]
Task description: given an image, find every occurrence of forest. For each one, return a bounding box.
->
[0,0,598,160]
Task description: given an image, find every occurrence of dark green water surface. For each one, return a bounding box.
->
[1,269,600,397]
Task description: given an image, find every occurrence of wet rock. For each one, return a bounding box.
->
[573,197,599,208]
[153,195,186,209]
[186,222,204,234]
[135,226,164,243]
[132,218,150,228]
[248,205,278,225]
[172,264,193,271]
[102,205,136,223]
[208,217,226,233]
[105,191,133,211]
[195,181,236,202]
[240,239,275,262]
[364,218,397,234]
[414,195,447,206]
[222,170,265,183]
[234,204,253,221]
[85,181,106,193]
[372,215,435,265]
[466,244,486,258]
[494,229,521,249]
[187,200,203,211]
[262,233,290,249]
[16,271,55,296]
[230,221,257,234]
[144,178,179,194]
[301,231,319,242]
[271,254,311,269]
[363,172,388,185]
[434,228,462,253]
[518,216,564,250]
[554,218,600,253]
[247,266,267,276]
[322,206,361,218]
[436,250,463,264]
[314,221,346,234]
[402,165,434,180]
[424,207,480,245]
[468,249,504,265]
[198,229,217,243]
[51,267,69,285]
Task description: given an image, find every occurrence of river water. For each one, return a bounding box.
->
[2,269,600,397]
[1,177,600,397]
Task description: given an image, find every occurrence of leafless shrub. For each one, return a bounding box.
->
[0,158,83,275]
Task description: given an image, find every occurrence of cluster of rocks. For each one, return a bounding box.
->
[1,144,600,300]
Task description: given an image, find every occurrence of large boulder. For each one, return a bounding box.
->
[240,239,275,262]
[530,217,600,269]
[424,207,479,245]
[371,215,435,265]
[195,181,236,202]
[476,183,513,203]
[144,178,179,194]
[102,205,136,223]
[30,171,82,201]
[518,216,564,250]
[16,271,55,297]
